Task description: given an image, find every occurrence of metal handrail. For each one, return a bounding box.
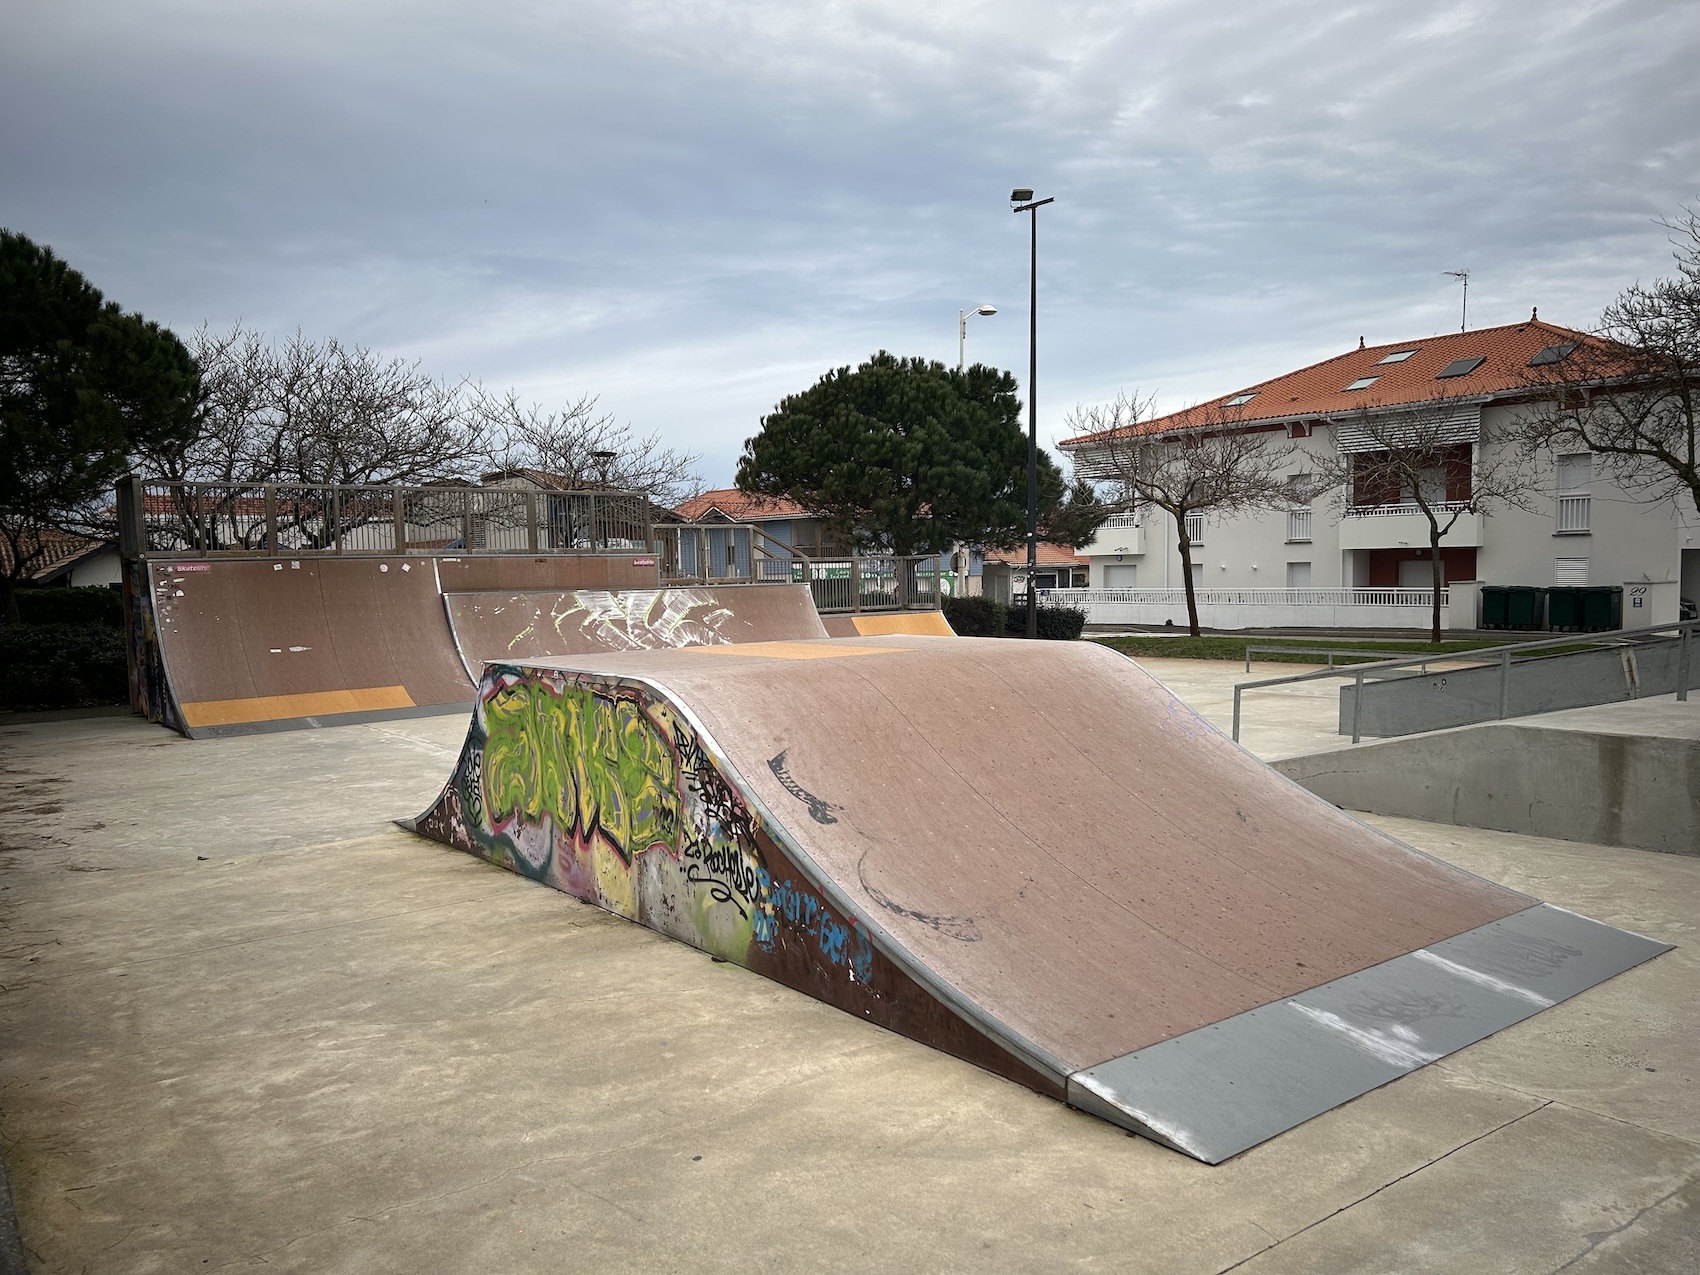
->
[1242,645,1458,673]
[1230,616,1697,743]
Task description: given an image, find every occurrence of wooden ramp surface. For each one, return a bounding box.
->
[407,635,1670,1160]
[445,585,826,679]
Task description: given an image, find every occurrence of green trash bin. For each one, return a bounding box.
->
[1546,586,1584,631]
[1579,585,1623,631]
[1505,585,1547,630]
[1481,586,1510,629]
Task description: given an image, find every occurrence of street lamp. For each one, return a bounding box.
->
[1011,186,1054,639]
[958,304,997,372]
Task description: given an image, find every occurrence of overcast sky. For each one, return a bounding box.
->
[5,0,1696,486]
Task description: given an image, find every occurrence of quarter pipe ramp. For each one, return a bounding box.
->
[406,636,1669,1161]
[133,554,826,737]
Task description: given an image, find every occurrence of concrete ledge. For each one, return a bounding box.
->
[1275,710,1700,854]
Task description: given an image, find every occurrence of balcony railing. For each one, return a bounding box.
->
[1343,501,1471,518]
[1556,494,1591,533]
[1102,513,1142,530]
[1057,587,1448,608]
[1286,508,1313,542]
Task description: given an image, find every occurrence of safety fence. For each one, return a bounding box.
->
[119,478,652,557]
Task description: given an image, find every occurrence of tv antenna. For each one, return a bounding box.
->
[1443,269,1470,332]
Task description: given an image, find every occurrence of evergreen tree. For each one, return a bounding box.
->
[0,229,199,620]
[736,351,1066,554]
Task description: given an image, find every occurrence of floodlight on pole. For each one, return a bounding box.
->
[958,304,997,372]
[1011,186,1054,640]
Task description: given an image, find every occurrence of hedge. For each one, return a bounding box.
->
[1005,603,1088,641]
[16,586,124,627]
[0,623,129,710]
[942,595,1007,637]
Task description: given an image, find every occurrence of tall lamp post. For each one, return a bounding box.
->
[958,303,997,372]
[1011,187,1053,639]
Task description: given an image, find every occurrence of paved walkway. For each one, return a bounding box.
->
[0,685,1694,1272]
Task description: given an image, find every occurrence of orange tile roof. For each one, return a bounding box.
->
[982,541,1088,567]
[672,488,813,521]
[1060,318,1607,445]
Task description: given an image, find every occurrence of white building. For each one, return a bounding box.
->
[1059,318,1699,630]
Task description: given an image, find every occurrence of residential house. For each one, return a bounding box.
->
[981,542,1090,605]
[1060,318,1699,629]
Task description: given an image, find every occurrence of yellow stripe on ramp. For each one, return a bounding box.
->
[180,685,416,727]
[850,612,955,637]
[684,642,907,661]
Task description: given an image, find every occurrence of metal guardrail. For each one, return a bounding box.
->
[120,477,652,557]
[1241,645,1454,673]
[1231,617,1696,744]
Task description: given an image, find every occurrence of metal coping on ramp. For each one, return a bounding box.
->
[402,638,1671,1161]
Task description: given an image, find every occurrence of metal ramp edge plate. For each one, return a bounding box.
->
[1068,903,1670,1162]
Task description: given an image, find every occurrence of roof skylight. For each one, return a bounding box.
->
[1528,343,1577,367]
[1225,392,1258,406]
[1344,376,1379,391]
[1436,355,1487,379]
[1376,349,1418,364]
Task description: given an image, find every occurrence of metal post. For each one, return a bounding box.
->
[588,493,599,552]
[1232,687,1242,742]
[1498,649,1511,719]
[1351,669,1364,744]
[331,486,342,554]
[1025,204,1039,640]
[265,485,278,556]
[1679,624,1691,703]
[525,491,538,552]
[393,485,406,554]
[851,556,862,614]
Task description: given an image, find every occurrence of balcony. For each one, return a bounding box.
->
[1081,513,1145,557]
[1286,508,1313,543]
[1338,502,1481,550]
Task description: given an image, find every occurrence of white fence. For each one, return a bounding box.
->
[1045,586,1453,631]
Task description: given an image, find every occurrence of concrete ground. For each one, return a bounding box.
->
[0,666,1695,1273]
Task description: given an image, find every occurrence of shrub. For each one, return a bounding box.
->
[1005,602,1087,640]
[0,623,129,710]
[942,595,1007,637]
[16,586,123,627]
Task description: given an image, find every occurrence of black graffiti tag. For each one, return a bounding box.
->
[767,750,841,825]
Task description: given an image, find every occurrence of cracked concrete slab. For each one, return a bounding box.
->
[0,705,1694,1273]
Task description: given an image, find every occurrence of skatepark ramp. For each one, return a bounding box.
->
[131,552,828,738]
[403,635,1668,1162]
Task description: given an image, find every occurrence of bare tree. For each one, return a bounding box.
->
[476,388,702,506]
[1066,392,1293,636]
[1319,399,1534,642]
[1518,208,1700,512]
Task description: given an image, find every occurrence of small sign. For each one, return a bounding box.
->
[171,563,211,573]
[632,557,657,566]
[1632,596,1643,607]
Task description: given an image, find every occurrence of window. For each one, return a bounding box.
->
[1286,562,1312,589]
[1376,349,1419,364]
[1105,564,1138,588]
[1225,392,1258,406]
[1344,376,1379,391]
[1555,557,1589,586]
[1184,513,1204,545]
[1556,453,1591,533]
[1436,355,1487,379]
[1529,343,1577,367]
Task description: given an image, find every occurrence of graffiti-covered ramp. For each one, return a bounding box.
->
[408,635,1669,1162]
[444,584,826,678]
